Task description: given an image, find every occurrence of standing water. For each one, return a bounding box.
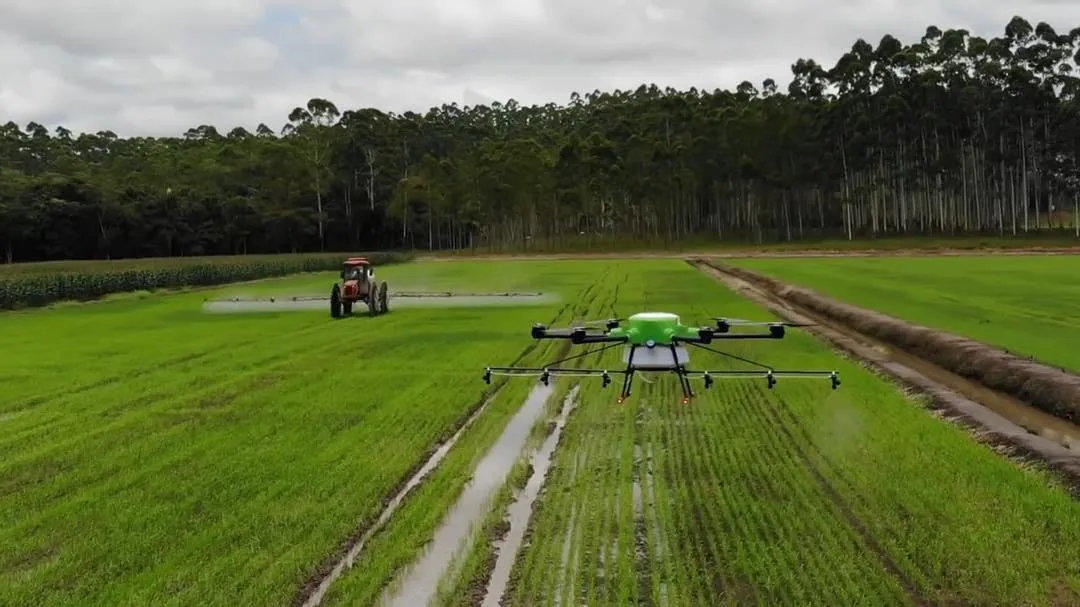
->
[481,385,580,607]
[379,382,556,606]
[299,389,506,607]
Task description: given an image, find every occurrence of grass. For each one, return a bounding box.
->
[6,256,1080,606]
[496,260,1080,605]
[0,259,604,606]
[316,269,626,606]
[728,255,1080,373]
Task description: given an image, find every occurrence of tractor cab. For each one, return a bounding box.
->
[330,256,388,318]
[341,258,372,282]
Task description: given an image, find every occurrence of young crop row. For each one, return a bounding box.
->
[0,260,601,606]
[728,255,1080,374]
[313,268,630,605]
[0,251,408,310]
[490,261,1080,605]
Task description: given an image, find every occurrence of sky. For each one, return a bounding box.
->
[1,0,1078,137]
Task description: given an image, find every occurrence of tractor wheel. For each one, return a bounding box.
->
[368,284,379,316]
[379,281,389,314]
[330,284,342,318]
[343,300,353,315]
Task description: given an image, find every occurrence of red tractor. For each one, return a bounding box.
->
[330,257,389,318]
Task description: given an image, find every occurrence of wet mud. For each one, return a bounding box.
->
[706,261,1080,427]
[379,382,557,607]
[691,260,1080,489]
[481,386,580,607]
[553,450,587,606]
[632,402,657,606]
[297,388,506,607]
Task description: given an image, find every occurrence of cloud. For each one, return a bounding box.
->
[0,0,1078,137]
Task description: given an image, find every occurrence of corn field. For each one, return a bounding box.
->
[0,252,408,310]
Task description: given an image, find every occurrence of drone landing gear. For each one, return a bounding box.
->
[615,371,633,404]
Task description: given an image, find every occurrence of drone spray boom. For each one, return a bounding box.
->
[484,311,840,404]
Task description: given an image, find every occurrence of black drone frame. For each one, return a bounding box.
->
[483,319,841,403]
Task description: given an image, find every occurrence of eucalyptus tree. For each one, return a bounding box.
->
[2,15,1079,261]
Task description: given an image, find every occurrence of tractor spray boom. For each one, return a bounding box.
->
[202,257,547,318]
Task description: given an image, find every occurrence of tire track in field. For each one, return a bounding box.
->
[659,381,716,605]
[669,366,900,604]
[0,328,443,514]
[3,344,330,464]
[631,396,654,606]
[702,382,783,602]
[1,322,391,462]
[753,387,927,605]
[296,337,565,606]
[10,322,327,413]
[550,405,593,606]
[630,386,673,604]
[480,385,579,607]
[768,390,930,591]
[553,450,583,606]
[717,380,886,603]
[503,272,626,605]
[297,274,616,606]
[310,384,532,607]
[682,381,766,604]
[492,269,630,606]
[588,273,634,605]
[9,297,572,524]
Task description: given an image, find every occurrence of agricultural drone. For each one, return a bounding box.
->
[483,312,840,403]
[203,257,543,318]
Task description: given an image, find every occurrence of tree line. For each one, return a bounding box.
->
[1,15,1078,263]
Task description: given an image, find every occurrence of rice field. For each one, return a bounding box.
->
[489,262,1080,606]
[4,255,1080,606]
[728,255,1080,373]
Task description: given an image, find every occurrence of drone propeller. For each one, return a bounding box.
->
[711,316,815,331]
[571,317,624,330]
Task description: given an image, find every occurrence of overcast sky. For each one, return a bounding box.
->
[1,1,1077,137]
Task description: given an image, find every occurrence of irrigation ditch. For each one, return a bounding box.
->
[296,385,513,607]
[294,277,615,606]
[689,258,1080,494]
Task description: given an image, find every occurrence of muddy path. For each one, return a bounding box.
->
[378,382,558,607]
[689,260,1080,491]
[480,385,580,607]
[295,298,578,606]
[296,387,508,607]
[711,262,1080,425]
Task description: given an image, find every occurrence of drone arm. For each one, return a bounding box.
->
[682,324,790,343]
[530,325,629,344]
[573,334,630,344]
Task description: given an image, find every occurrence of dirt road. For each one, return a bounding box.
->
[690,259,1080,494]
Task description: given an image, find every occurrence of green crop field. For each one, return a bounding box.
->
[433,260,1080,606]
[0,258,611,605]
[728,255,1080,373]
[4,256,1080,606]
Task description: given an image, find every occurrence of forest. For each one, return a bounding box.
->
[1,15,1079,262]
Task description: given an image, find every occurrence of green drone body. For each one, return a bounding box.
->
[607,312,700,346]
[485,310,840,403]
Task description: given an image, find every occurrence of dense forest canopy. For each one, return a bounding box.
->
[2,15,1079,262]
